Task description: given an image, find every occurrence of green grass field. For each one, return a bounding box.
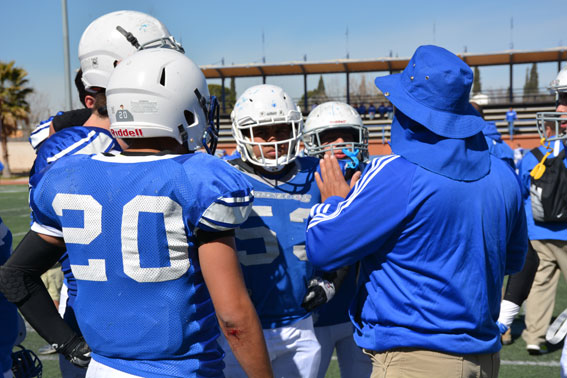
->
[1,183,564,378]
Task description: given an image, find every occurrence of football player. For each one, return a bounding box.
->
[220,84,343,378]
[0,217,17,378]
[519,66,567,360]
[303,101,369,175]
[26,11,185,376]
[0,49,272,378]
[302,101,372,378]
[0,217,38,378]
[29,10,185,151]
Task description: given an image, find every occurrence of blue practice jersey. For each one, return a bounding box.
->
[30,126,121,180]
[0,217,17,374]
[30,152,253,378]
[28,111,63,151]
[29,125,122,312]
[229,157,321,329]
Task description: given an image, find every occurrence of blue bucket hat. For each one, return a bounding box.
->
[375,45,485,139]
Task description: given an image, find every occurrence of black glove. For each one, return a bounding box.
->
[301,277,336,312]
[55,335,91,368]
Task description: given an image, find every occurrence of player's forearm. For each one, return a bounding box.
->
[218,305,273,378]
[0,231,74,345]
[198,237,273,377]
[15,272,77,345]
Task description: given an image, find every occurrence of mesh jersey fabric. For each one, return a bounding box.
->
[29,152,253,378]
[230,156,321,329]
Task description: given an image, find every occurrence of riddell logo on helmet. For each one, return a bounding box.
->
[330,120,346,124]
[111,129,144,137]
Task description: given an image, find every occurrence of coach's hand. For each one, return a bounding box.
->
[57,334,91,368]
[315,155,361,202]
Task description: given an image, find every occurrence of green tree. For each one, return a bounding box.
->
[529,63,539,94]
[523,67,530,97]
[230,77,236,107]
[472,66,482,95]
[299,75,328,110]
[0,61,33,177]
[523,63,539,100]
[208,82,236,115]
[316,75,326,93]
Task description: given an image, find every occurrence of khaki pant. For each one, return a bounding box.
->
[40,263,63,303]
[522,239,567,346]
[363,348,499,378]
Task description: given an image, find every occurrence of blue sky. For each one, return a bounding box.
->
[1,0,566,112]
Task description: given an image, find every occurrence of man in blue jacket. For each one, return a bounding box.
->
[520,81,567,355]
[306,45,528,378]
[506,107,518,140]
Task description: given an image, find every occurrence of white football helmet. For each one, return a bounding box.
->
[303,101,369,161]
[106,49,218,153]
[536,66,567,142]
[78,10,184,90]
[231,84,303,170]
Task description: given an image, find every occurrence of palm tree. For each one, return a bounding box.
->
[0,61,33,177]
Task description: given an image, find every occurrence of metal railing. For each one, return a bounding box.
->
[217,102,555,145]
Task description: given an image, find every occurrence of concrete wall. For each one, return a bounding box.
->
[1,140,35,174]
[1,133,544,175]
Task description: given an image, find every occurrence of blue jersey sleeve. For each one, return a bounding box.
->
[30,126,121,180]
[29,170,64,238]
[29,111,63,151]
[307,155,410,270]
[184,156,253,232]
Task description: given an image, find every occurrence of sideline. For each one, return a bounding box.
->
[0,178,28,185]
[329,356,561,367]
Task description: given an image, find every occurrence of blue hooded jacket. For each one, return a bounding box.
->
[306,113,527,354]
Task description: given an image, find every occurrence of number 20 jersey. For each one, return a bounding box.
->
[229,157,321,329]
[29,152,253,378]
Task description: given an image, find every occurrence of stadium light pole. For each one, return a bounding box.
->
[62,0,72,110]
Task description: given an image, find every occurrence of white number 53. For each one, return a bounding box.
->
[235,206,310,266]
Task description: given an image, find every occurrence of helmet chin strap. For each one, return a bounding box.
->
[260,163,286,173]
[116,26,141,49]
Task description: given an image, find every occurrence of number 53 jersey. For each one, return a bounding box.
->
[229,157,321,329]
[29,152,253,378]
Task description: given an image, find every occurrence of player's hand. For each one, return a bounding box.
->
[56,335,91,368]
[315,155,361,202]
[301,277,336,312]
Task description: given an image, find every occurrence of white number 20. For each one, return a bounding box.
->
[52,193,189,283]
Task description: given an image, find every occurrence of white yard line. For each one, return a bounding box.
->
[500,360,561,367]
[329,356,560,367]
[1,207,29,213]
[0,188,28,194]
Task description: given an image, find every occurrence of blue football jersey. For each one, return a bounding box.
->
[29,126,121,180]
[29,125,122,312]
[230,157,321,329]
[28,111,63,151]
[30,152,253,378]
[0,217,17,374]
